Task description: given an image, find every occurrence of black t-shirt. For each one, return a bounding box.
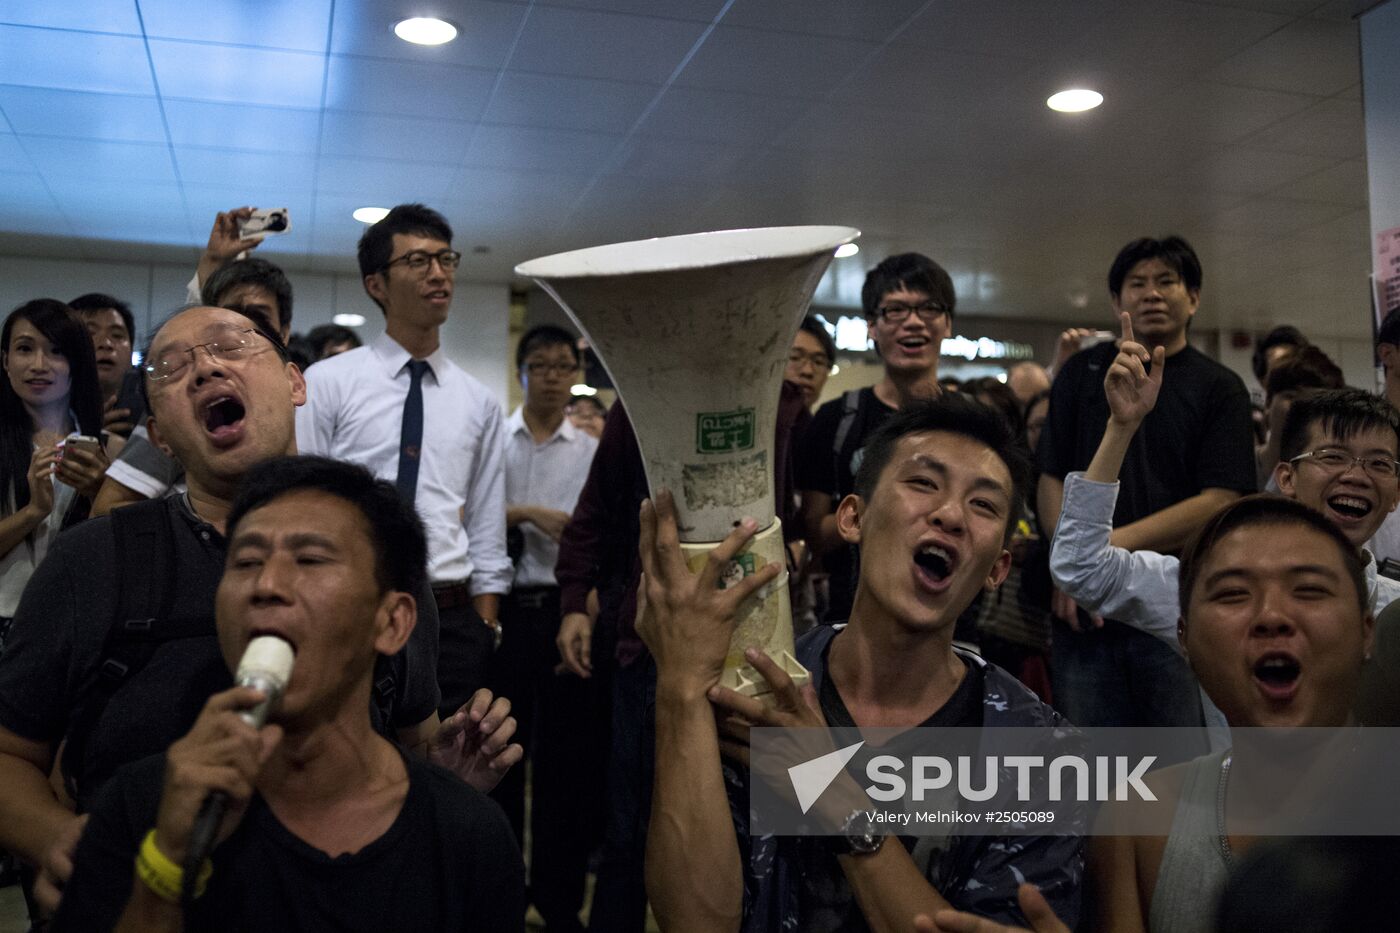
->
[796,388,898,622]
[0,496,440,807]
[1037,342,1256,531]
[54,751,524,932]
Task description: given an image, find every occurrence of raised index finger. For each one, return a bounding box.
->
[1119,310,1134,345]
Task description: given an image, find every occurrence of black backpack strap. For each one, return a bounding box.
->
[830,388,863,468]
[62,500,179,803]
[371,657,396,735]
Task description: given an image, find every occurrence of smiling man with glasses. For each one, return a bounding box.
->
[297,203,512,723]
[796,253,955,625]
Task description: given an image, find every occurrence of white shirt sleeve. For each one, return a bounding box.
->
[463,398,512,597]
[294,367,336,457]
[1049,472,1185,654]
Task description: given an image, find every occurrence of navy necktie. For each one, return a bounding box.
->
[396,359,430,506]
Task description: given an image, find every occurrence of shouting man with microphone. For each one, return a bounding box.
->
[53,456,523,930]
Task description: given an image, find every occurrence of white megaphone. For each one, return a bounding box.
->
[516,225,860,698]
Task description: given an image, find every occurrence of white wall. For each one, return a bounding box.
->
[0,253,512,405]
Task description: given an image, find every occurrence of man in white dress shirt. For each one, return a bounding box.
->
[296,204,511,717]
[495,324,599,932]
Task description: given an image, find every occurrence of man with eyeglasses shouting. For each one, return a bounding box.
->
[1051,315,1400,735]
[0,305,519,919]
[297,204,512,722]
[1036,236,1256,739]
[797,253,955,625]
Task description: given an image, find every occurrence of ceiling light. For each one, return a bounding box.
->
[333,313,366,327]
[1047,89,1103,113]
[353,206,389,224]
[394,17,457,45]
[571,383,598,396]
[830,364,841,375]
[834,243,859,258]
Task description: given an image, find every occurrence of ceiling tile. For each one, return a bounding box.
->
[1163,146,1336,195]
[1197,196,1355,238]
[330,0,529,69]
[0,132,34,169]
[464,124,620,174]
[315,155,460,199]
[0,27,154,96]
[1208,17,1360,95]
[896,0,1117,62]
[175,147,318,189]
[1084,2,1293,76]
[509,7,708,82]
[319,111,475,161]
[534,0,725,21]
[483,72,657,134]
[1099,82,1320,146]
[447,167,592,207]
[722,0,928,41]
[25,137,178,185]
[0,87,166,143]
[638,87,808,145]
[149,39,326,108]
[47,179,189,228]
[1238,96,1364,158]
[0,3,143,34]
[609,135,739,180]
[138,0,334,52]
[163,100,323,153]
[674,25,877,98]
[324,56,495,119]
[1188,0,1327,15]
[0,169,56,207]
[1284,158,1368,205]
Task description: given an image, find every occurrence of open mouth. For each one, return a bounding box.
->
[203,396,246,435]
[914,543,956,589]
[1252,653,1301,699]
[425,289,450,302]
[1327,495,1372,520]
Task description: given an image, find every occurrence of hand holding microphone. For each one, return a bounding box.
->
[151,638,293,875]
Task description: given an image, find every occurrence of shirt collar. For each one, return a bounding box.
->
[508,406,579,444]
[372,331,447,382]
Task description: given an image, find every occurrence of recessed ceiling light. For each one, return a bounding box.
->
[830,364,841,375]
[394,17,457,45]
[571,383,598,396]
[1047,89,1103,113]
[353,206,389,224]
[834,243,859,258]
[333,313,367,327]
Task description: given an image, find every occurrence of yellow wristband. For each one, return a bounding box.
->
[135,829,212,903]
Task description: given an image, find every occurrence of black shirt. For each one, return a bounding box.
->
[0,496,440,807]
[1037,342,1256,532]
[54,751,524,932]
[796,388,898,621]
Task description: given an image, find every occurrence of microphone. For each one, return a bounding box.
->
[181,636,295,905]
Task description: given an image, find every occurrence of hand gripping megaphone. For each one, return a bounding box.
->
[516,226,859,698]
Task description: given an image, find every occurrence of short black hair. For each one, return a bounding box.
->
[1379,308,1400,348]
[797,316,836,362]
[357,204,453,311]
[305,324,362,359]
[1278,388,1400,464]
[226,455,428,598]
[1252,325,1308,382]
[1179,494,1366,617]
[139,306,290,411]
[861,253,956,320]
[1108,236,1202,298]
[202,258,294,334]
[960,376,1024,440]
[1264,345,1344,403]
[69,293,135,344]
[515,324,579,371]
[852,394,1032,545]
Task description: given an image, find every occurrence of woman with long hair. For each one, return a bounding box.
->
[0,299,109,649]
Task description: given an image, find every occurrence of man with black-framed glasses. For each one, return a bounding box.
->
[297,203,512,722]
[796,252,954,624]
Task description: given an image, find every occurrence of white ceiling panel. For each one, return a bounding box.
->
[674,25,878,98]
[1208,16,1360,94]
[319,110,475,162]
[1239,96,1364,157]
[148,39,326,108]
[1097,82,1321,147]
[0,131,35,169]
[465,124,621,174]
[447,167,593,208]
[533,0,727,21]
[174,147,319,190]
[330,0,529,69]
[721,0,929,41]
[1163,146,1337,196]
[508,7,709,82]
[162,100,323,153]
[482,72,657,134]
[323,56,495,119]
[25,137,177,185]
[138,0,334,52]
[1285,159,1369,205]
[638,86,809,145]
[897,0,1118,62]
[0,3,142,34]
[0,88,166,144]
[315,155,460,200]
[610,134,739,180]
[0,27,154,96]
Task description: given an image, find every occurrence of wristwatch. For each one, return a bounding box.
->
[827,808,886,856]
[482,617,503,651]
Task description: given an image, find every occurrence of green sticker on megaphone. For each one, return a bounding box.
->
[697,408,755,453]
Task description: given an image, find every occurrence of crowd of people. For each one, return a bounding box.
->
[0,203,1394,932]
